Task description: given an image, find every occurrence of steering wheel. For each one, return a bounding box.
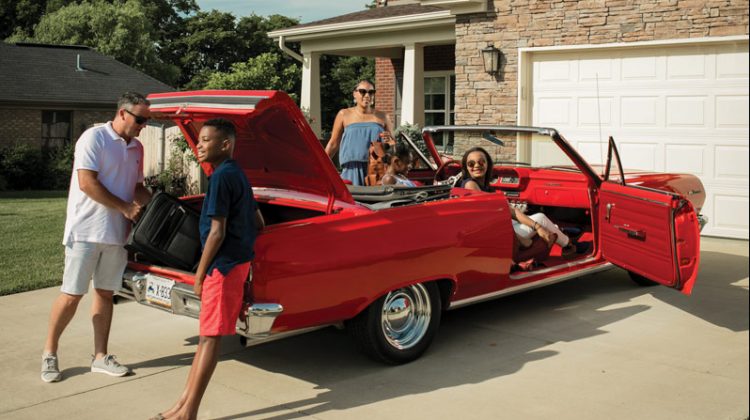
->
[434,159,463,185]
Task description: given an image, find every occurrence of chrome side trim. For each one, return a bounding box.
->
[509,256,599,281]
[448,262,615,310]
[240,325,331,347]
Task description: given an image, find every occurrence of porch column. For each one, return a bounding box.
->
[301,52,322,136]
[400,43,425,127]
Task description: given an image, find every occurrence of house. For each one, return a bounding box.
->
[0,42,173,150]
[269,0,749,239]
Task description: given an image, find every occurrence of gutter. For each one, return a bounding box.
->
[278,35,303,63]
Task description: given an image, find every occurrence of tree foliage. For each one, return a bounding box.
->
[2,0,375,121]
[9,0,180,84]
[204,52,299,99]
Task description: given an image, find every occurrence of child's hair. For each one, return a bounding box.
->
[203,118,236,141]
[383,141,411,166]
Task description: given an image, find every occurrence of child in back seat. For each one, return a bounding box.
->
[381,142,416,187]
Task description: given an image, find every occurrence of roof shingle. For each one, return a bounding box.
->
[0,42,174,107]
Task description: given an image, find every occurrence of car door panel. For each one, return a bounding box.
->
[599,182,700,295]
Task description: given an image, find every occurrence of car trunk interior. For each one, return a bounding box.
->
[127,193,326,272]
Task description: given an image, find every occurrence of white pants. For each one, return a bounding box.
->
[512,213,570,248]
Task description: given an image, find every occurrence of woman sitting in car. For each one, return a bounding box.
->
[460,147,576,260]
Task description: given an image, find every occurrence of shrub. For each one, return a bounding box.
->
[43,145,74,190]
[0,144,45,189]
[145,135,198,196]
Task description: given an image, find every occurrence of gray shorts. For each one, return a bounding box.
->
[61,242,127,295]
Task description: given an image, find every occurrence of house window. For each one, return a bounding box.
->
[424,73,455,154]
[41,110,72,148]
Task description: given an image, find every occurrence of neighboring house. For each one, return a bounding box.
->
[269,0,749,239]
[0,42,173,150]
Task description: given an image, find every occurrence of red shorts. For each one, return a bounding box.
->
[199,262,251,337]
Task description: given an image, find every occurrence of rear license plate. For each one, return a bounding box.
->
[145,274,174,309]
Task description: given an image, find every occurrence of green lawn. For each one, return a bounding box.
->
[0,191,68,295]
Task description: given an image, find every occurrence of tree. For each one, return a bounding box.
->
[203,52,299,100]
[10,0,180,84]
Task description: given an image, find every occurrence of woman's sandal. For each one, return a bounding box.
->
[148,414,165,420]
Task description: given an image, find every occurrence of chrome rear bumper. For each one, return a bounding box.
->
[698,214,708,232]
[118,269,283,338]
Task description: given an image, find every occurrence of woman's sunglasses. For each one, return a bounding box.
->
[356,89,376,96]
[125,109,149,125]
[467,159,486,168]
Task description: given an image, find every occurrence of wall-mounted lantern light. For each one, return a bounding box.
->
[482,43,501,75]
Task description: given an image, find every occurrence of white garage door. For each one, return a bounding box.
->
[530,41,749,239]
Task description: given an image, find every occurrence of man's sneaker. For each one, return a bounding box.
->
[41,353,62,383]
[91,354,129,377]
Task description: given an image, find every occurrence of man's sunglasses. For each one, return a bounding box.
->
[467,159,486,168]
[125,109,149,125]
[356,89,376,96]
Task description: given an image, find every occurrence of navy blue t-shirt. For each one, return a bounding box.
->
[200,159,256,275]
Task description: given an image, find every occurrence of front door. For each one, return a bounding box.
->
[598,138,700,295]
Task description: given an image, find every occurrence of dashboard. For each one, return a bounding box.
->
[488,167,592,209]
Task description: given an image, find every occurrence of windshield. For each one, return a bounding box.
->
[458,131,580,171]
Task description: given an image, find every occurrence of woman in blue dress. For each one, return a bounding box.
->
[325,80,394,186]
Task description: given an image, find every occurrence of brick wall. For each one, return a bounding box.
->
[0,107,113,149]
[0,108,42,148]
[451,0,749,156]
[73,109,114,141]
[375,57,397,118]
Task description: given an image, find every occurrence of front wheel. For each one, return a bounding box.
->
[347,282,441,364]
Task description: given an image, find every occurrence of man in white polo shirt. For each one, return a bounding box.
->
[41,92,153,383]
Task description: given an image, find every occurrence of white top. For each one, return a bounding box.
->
[393,174,416,187]
[63,122,144,246]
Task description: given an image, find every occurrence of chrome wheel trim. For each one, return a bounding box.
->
[380,283,432,350]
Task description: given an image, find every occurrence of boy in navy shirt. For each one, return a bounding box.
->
[156,118,255,420]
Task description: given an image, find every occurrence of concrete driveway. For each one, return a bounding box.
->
[1,237,747,420]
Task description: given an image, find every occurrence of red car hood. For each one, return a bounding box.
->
[147,90,353,206]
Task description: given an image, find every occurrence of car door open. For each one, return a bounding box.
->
[598,137,700,295]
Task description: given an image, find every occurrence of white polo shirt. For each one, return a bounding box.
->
[62,122,144,246]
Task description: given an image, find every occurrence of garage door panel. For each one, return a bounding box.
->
[714,145,749,181]
[622,55,658,79]
[716,95,749,127]
[666,96,708,127]
[619,143,659,171]
[665,144,706,175]
[578,97,613,126]
[530,41,749,239]
[621,96,659,126]
[717,49,749,78]
[712,194,749,233]
[667,54,708,79]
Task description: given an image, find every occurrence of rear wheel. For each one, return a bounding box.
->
[348,282,441,364]
[628,271,659,287]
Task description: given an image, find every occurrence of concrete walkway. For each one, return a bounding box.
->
[1,238,747,420]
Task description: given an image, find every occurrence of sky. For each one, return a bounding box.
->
[194,0,371,23]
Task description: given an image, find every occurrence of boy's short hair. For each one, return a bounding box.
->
[203,118,236,141]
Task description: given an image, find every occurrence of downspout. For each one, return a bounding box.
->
[277,35,303,63]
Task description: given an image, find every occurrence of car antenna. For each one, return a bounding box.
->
[596,73,604,167]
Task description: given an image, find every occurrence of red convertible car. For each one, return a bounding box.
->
[118,90,705,364]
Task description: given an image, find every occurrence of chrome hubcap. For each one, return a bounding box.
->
[381,284,431,350]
